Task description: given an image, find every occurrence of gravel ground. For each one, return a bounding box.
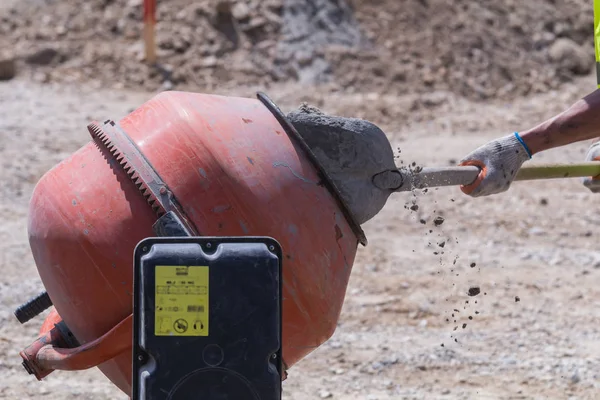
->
[2,0,594,100]
[2,74,600,399]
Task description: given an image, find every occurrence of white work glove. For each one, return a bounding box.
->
[582,141,600,193]
[459,133,532,197]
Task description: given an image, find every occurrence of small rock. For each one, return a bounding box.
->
[508,14,523,31]
[295,50,313,66]
[127,0,142,7]
[202,56,218,68]
[231,2,250,20]
[392,67,406,82]
[521,252,534,260]
[422,70,435,85]
[32,72,50,83]
[161,80,174,91]
[216,0,232,13]
[38,387,50,395]
[467,286,481,297]
[246,16,268,30]
[528,227,546,236]
[25,48,61,66]
[532,31,556,48]
[515,296,520,302]
[540,198,548,206]
[548,38,592,76]
[0,56,16,81]
[433,216,445,226]
[366,264,378,272]
[319,390,333,399]
[420,91,448,107]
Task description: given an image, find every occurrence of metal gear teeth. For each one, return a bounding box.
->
[87,123,101,137]
[87,122,166,217]
[88,124,111,145]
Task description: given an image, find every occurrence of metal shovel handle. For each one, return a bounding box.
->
[387,162,600,191]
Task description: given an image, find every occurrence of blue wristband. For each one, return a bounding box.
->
[514,132,532,159]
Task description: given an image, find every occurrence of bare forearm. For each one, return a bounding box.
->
[520,89,600,155]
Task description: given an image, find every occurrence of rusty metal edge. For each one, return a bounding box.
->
[256,92,367,246]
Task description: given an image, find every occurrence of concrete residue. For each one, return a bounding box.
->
[287,104,396,224]
[433,216,445,226]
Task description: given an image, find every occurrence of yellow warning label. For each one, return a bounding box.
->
[154,265,209,337]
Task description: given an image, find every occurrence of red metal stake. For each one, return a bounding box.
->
[143,0,157,64]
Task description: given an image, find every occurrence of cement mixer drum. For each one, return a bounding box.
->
[24,91,363,394]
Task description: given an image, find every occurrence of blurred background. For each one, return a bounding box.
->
[1,1,600,399]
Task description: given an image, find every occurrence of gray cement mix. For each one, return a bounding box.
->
[287,104,396,225]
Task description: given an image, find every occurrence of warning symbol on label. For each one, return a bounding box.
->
[192,320,205,333]
[173,319,188,333]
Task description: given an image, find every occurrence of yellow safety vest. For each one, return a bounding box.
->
[596,0,600,86]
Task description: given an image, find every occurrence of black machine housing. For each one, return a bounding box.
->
[132,236,283,400]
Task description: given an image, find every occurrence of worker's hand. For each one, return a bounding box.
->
[459,133,532,197]
[582,141,600,193]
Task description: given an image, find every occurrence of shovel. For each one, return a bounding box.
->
[374,162,600,192]
[286,106,600,226]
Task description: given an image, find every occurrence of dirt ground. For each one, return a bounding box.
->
[2,69,600,399]
[1,0,594,100]
[3,0,600,399]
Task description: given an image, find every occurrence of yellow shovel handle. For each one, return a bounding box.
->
[515,162,600,181]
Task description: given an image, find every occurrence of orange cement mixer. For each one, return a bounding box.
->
[17,88,600,398]
[17,92,368,395]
